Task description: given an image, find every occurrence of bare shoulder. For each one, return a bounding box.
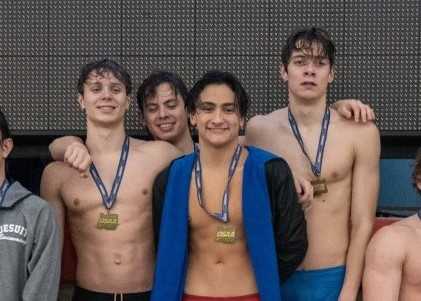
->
[130,137,181,162]
[42,161,73,183]
[248,109,286,130]
[332,109,379,137]
[368,217,414,255]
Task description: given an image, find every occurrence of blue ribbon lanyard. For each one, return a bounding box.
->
[89,136,130,210]
[0,178,11,206]
[288,106,330,177]
[194,144,243,223]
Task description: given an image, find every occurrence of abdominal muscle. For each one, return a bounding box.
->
[184,229,258,297]
[71,215,155,293]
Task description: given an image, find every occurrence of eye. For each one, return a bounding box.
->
[166,100,177,109]
[90,85,101,93]
[197,103,214,112]
[146,105,158,113]
[223,105,236,113]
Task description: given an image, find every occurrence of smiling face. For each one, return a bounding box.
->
[281,42,334,103]
[143,82,189,144]
[78,71,130,127]
[190,83,244,149]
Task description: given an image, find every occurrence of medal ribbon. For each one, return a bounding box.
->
[194,144,242,223]
[89,136,130,210]
[0,178,11,206]
[288,105,330,177]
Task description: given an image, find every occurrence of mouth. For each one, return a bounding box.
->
[97,105,117,112]
[157,122,175,131]
[301,81,317,87]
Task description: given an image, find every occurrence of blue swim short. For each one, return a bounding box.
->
[281,265,345,301]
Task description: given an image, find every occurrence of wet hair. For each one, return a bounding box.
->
[77,59,132,95]
[281,27,335,69]
[136,71,188,116]
[0,109,11,141]
[187,70,250,118]
[412,148,421,194]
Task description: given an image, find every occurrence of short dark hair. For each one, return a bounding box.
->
[281,27,335,69]
[187,70,249,118]
[136,71,188,116]
[0,109,11,141]
[413,148,421,194]
[77,59,132,95]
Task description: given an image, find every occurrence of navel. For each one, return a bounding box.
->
[113,253,123,265]
[142,189,148,195]
[73,198,80,207]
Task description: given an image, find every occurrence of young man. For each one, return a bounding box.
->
[151,71,307,301]
[137,71,194,153]
[363,148,421,301]
[41,59,179,300]
[49,71,374,173]
[246,27,380,301]
[0,109,60,301]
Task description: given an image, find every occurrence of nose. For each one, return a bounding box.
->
[158,105,168,118]
[101,87,112,99]
[304,62,316,76]
[211,108,224,124]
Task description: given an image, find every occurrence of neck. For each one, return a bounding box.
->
[85,122,126,155]
[173,131,194,154]
[198,139,240,169]
[288,96,327,127]
[0,165,5,184]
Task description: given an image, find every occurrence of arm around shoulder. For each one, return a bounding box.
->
[49,135,83,161]
[363,226,405,301]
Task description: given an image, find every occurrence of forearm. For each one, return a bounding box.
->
[49,136,83,161]
[341,222,374,299]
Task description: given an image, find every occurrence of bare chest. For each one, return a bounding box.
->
[60,163,156,216]
[274,126,354,183]
[188,170,244,230]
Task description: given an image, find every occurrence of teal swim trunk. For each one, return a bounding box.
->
[281,265,345,301]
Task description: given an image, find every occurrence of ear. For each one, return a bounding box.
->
[190,112,197,128]
[1,138,13,159]
[239,116,245,130]
[78,94,85,111]
[125,96,132,111]
[280,64,288,83]
[417,179,421,193]
[328,67,335,83]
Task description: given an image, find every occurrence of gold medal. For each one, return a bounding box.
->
[96,212,119,230]
[311,177,328,197]
[215,225,237,244]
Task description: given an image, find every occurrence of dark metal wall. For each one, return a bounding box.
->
[0,0,420,135]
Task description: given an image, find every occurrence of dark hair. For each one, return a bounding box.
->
[136,71,188,116]
[413,148,421,194]
[281,27,335,69]
[187,70,249,118]
[0,109,11,141]
[77,59,132,95]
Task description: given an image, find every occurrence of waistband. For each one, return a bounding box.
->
[183,293,260,301]
[295,265,346,275]
[72,286,150,301]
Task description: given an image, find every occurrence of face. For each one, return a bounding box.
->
[78,71,130,126]
[0,132,13,170]
[190,84,244,148]
[281,43,334,102]
[143,82,189,143]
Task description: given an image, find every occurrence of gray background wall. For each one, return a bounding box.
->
[0,0,419,136]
